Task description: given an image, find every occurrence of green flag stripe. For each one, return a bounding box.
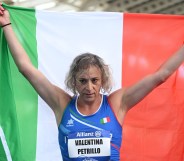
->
[0,25,21,161]
[0,138,8,161]
[0,4,38,161]
[0,126,11,161]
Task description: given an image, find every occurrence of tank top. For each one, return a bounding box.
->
[58,95,122,161]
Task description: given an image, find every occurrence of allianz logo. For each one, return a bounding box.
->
[77,131,102,137]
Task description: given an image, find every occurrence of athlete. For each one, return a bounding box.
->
[1,4,184,161]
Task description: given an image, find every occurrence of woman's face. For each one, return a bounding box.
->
[75,65,102,103]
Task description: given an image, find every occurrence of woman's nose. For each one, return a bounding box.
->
[86,81,93,90]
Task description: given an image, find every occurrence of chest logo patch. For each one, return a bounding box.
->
[66,119,74,127]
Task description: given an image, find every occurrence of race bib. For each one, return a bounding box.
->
[68,130,111,158]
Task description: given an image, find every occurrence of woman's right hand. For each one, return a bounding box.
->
[0,4,11,26]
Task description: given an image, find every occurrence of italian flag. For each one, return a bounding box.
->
[100,117,110,124]
[0,3,184,161]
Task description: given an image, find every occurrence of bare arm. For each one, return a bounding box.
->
[0,6,71,121]
[123,45,184,110]
[109,45,184,122]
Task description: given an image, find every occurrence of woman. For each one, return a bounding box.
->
[0,5,184,161]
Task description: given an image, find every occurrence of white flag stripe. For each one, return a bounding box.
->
[36,11,123,160]
[104,118,108,123]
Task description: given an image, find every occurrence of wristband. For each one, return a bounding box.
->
[1,23,11,28]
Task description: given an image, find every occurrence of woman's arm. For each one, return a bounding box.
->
[109,45,184,123]
[0,5,71,121]
[123,45,184,110]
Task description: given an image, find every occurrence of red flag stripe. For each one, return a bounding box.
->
[121,13,184,161]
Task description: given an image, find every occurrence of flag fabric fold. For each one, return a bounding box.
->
[0,3,184,161]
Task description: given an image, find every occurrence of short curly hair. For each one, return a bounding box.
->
[65,52,113,94]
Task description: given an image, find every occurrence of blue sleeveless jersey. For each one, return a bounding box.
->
[58,95,122,161]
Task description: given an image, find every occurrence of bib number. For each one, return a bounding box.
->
[68,130,111,158]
